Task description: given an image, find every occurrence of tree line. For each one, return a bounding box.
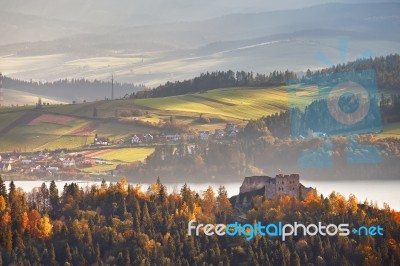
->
[248,93,400,139]
[303,54,400,91]
[116,134,400,183]
[130,54,400,100]
[131,70,297,99]
[2,77,145,102]
[0,176,399,265]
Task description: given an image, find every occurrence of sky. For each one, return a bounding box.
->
[1,0,381,25]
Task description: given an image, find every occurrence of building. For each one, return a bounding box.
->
[46,166,59,172]
[225,123,239,138]
[94,137,109,146]
[0,163,12,172]
[236,174,315,207]
[131,134,142,144]
[312,132,327,138]
[143,133,154,142]
[62,158,76,167]
[164,134,181,142]
[214,129,225,139]
[199,131,210,140]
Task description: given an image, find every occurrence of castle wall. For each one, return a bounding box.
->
[240,176,273,194]
[275,174,299,197]
[236,174,311,208]
[301,185,316,198]
[264,180,276,199]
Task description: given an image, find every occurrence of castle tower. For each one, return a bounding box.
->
[0,72,3,107]
[275,173,299,197]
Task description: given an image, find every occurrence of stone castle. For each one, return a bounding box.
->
[235,174,315,207]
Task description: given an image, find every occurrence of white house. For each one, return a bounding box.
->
[143,133,154,142]
[62,158,76,167]
[132,135,142,144]
[0,163,12,172]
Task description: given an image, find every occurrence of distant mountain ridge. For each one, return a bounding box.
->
[0,2,399,88]
[1,2,399,49]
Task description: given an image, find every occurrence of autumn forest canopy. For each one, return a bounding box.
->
[0,176,399,265]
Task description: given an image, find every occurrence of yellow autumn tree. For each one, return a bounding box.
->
[37,215,52,240]
[348,194,359,215]
[329,191,348,216]
[0,195,6,212]
[116,177,128,197]
[202,186,215,216]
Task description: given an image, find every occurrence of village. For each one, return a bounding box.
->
[0,123,240,180]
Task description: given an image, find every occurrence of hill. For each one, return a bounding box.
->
[1,88,65,106]
[1,3,399,86]
[0,86,300,152]
[0,84,399,153]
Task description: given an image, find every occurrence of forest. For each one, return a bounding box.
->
[132,70,296,99]
[0,176,398,265]
[116,134,400,183]
[2,77,144,102]
[254,94,400,139]
[117,92,400,182]
[131,54,400,99]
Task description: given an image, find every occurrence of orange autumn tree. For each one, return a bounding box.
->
[27,209,52,239]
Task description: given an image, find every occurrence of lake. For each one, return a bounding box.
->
[4,179,400,211]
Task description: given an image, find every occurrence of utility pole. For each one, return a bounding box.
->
[0,72,3,108]
[111,74,114,100]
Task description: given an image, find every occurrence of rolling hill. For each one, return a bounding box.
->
[1,88,66,106]
[0,86,293,152]
[0,85,398,152]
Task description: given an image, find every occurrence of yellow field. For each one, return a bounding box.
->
[81,147,154,173]
[90,147,155,163]
[134,86,318,120]
[378,122,400,138]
